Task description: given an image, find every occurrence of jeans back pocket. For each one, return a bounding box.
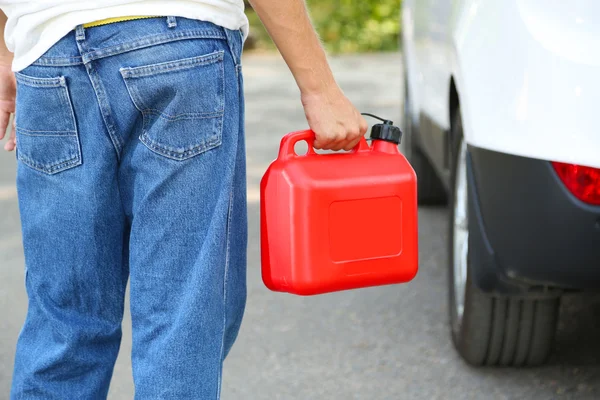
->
[15,73,81,175]
[120,50,225,161]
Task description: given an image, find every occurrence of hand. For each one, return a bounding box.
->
[301,86,368,151]
[0,64,16,151]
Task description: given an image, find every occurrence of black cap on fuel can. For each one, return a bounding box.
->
[361,113,402,145]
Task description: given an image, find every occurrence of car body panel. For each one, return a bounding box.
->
[403,0,600,170]
[403,0,600,292]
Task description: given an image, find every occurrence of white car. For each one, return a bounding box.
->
[401,0,600,366]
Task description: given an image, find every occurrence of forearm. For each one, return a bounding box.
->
[248,0,336,95]
[248,0,367,151]
[0,10,13,67]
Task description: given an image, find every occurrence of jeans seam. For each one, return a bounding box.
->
[76,27,124,159]
[236,30,243,78]
[82,30,226,63]
[219,52,225,117]
[80,60,124,160]
[217,187,235,399]
[16,128,77,135]
[60,76,80,141]
[224,30,241,75]
[32,58,84,67]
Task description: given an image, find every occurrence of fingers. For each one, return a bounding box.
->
[315,131,363,151]
[340,114,368,151]
[312,134,328,150]
[0,111,9,140]
[322,123,366,152]
[332,112,369,151]
[343,137,363,151]
[336,135,356,151]
[329,134,347,151]
[358,114,368,136]
[314,131,347,151]
[341,119,365,150]
[4,116,15,151]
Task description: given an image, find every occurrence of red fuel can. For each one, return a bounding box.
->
[261,125,418,295]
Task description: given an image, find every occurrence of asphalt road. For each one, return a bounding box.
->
[2,53,600,399]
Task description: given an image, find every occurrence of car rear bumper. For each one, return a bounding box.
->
[467,145,600,295]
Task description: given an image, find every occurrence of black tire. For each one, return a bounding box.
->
[402,79,446,205]
[448,107,559,367]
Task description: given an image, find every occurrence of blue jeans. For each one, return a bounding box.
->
[11,17,247,399]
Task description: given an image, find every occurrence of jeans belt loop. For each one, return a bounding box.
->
[75,24,85,41]
[167,16,177,29]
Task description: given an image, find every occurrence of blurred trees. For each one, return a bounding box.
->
[244,0,401,53]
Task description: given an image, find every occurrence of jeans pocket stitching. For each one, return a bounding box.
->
[15,75,82,175]
[138,116,223,161]
[15,72,63,87]
[142,109,224,121]
[16,128,77,136]
[120,52,225,119]
[17,150,82,175]
[122,70,226,120]
[119,50,224,79]
[121,50,225,161]
[91,30,227,61]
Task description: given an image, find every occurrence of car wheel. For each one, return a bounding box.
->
[448,107,559,367]
[402,78,446,205]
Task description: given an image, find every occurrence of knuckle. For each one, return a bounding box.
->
[334,132,345,142]
[347,130,360,140]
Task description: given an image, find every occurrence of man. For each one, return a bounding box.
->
[0,0,367,398]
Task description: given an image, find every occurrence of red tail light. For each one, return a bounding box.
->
[552,162,600,205]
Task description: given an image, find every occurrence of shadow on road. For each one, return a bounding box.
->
[553,293,600,366]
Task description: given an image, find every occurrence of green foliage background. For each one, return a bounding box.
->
[245,0,402,53]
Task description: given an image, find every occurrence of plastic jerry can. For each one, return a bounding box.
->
[260,118,418,295]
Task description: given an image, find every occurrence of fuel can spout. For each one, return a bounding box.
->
[372,139,400,154]
[363,113,402,154]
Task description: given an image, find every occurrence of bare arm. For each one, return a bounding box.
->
[248,0,367,151]
[0,11,11,62]
[0,9,15,151]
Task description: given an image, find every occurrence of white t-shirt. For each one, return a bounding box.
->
[0,0,249,71]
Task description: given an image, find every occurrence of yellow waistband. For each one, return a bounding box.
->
[83,16,159,28]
